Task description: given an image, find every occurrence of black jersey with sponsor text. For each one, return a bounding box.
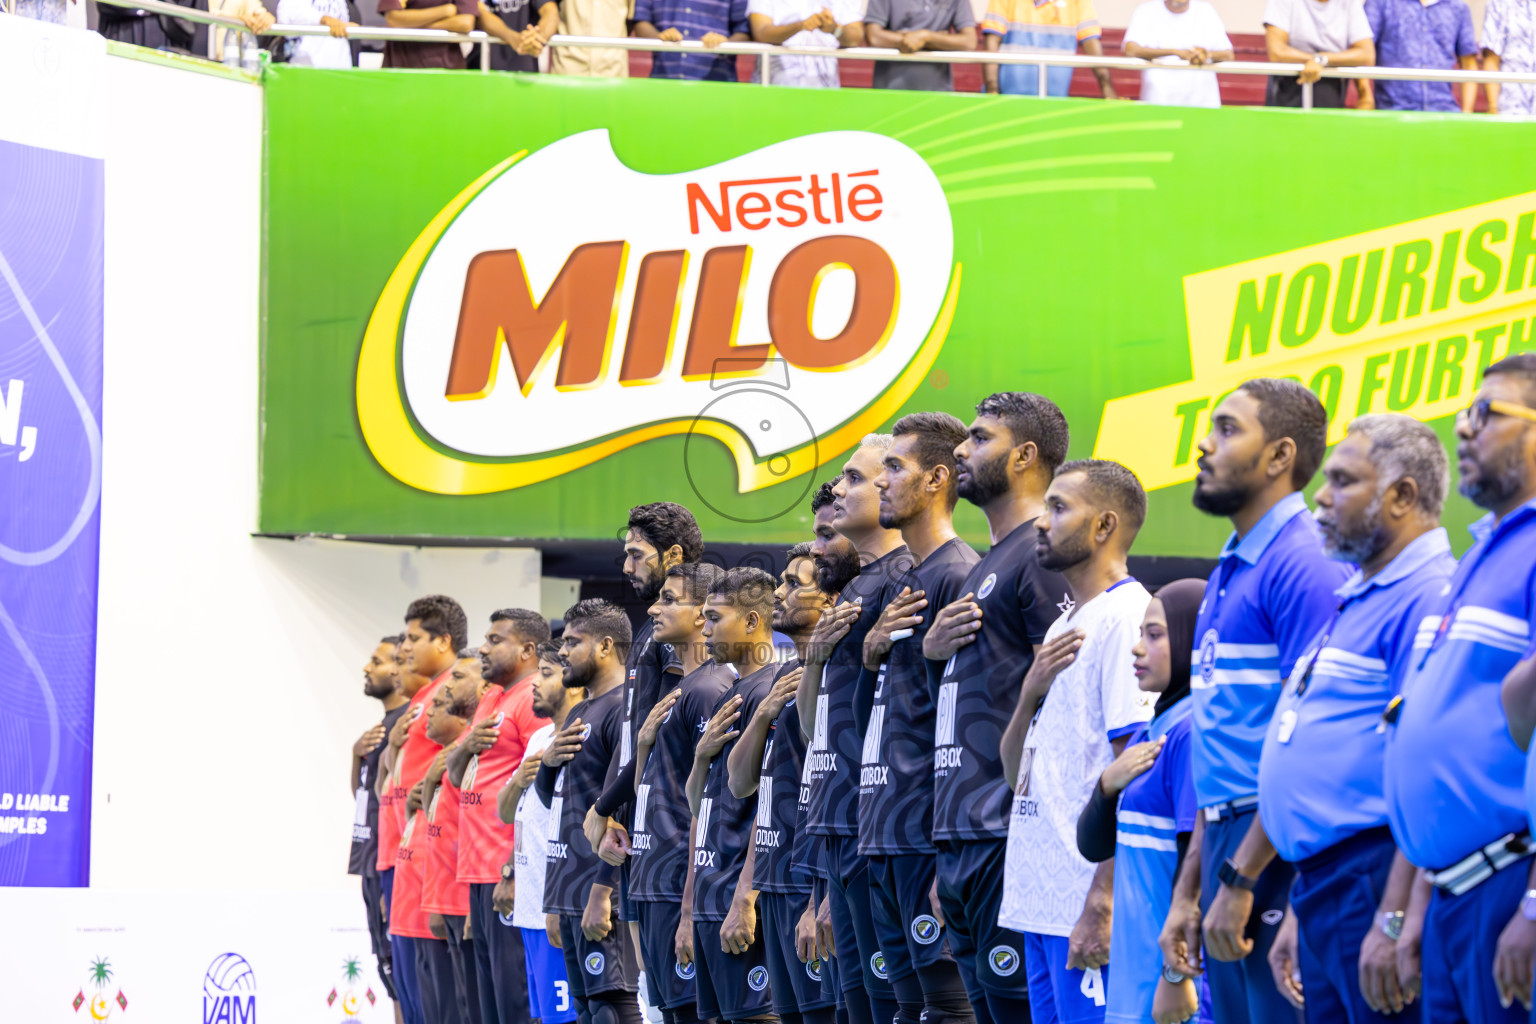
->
[630,661,735,901]
[754,659,813,895]
[352,703,407,877]
[597,617,682,823]
[930,519,1068,841]
[693,664,777,921]
[858,537,980,856]
[544,684,626,915]
[805,546,916,838]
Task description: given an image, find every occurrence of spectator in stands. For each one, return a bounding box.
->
[480,0,560,72]
[209,0,277,61]
[982,0,1115,99]
[1262,0,1375,108]
[1121,0,1233,108]
[276,0,358,66]
[95,0,208,53]
[548,0,629,75]
[376,0,475,67]
[633,0,751,80]
[1359,0,1476,111]
[864,0,977,91]
[748,0,865,88]
[1482,0,1536,115]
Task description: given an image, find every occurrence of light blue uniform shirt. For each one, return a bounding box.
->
[1258,528,1457,863]
[1386,498,1536,870]
[1191,491,1351,807]
[1106,698,1196,1024]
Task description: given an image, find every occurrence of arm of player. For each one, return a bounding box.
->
[1204,811,1279,962]
[1160,815,1205,976]
[721,844,760,954]
[498,752,541,824]
[635,688,682,795]
[676,817,699,967]
[690,695,743,816]
[1000,634,1081,790]
[728,669,800,798]
[351,723,385,794]
[1357,848,1417,1013]
[798,603,858,741]
[447,714,498,787]
[1494,857,1536,1011]
[1066,857,1114,970]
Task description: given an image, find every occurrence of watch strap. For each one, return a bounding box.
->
[1218,858,1259,892]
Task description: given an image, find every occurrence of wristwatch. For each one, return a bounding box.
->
[1217,857,1259,892]
[501,861,514,881]
[1379,910,1404,940]
[1521,889,1536,921]
[1162,966,1188,985]
[1315,52,1330,67]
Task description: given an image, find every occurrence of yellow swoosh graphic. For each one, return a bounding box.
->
[356,152,962,496]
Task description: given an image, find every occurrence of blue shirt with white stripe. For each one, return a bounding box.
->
[1386,498,1536,871]
[1190,491,1351,808]
[1106,698,1196,1024]
[1258,528,1457,863]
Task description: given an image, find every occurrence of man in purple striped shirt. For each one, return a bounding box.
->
[635,0,752,79]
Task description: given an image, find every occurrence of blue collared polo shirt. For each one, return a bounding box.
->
[1386,498,1536,871]
[1190,491,1351,808]
[1259,528,1457,863]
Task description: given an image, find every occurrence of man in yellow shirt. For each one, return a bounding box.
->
[982,0,1116,98]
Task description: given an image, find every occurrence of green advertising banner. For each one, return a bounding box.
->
[261,67,1536,554]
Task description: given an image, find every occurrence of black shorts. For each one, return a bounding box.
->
[619,860,638,922]
[759,891,834,1014]
[869,853,952,982]
[823,834,895,1001]
[361,873,398,1000]
[558,912,638,1000]
[693,917,773,1020]
[636,900,695,1010]
[934,838,1027,999]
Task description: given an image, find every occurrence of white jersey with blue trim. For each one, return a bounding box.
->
[1000,578,1154,937]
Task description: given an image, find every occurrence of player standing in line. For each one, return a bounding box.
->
[387,596,471,1024]
[859,412,979,1024]
[450,608,552,1024]
[537,600,644,1024]
[797,437,914,1024]
[684,568,784,1024]
[586,504,699,959]
[725,543,839,1024]
[998,460,1156,1024]
[355,635,408,1008]
[1157,380,1346,1024]
[499,642,583,1024]
[630,563,735,1024]
[920,394,1073,1024]
[418,655,489,1024]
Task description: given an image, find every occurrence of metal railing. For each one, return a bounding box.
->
[89,0,1536,108]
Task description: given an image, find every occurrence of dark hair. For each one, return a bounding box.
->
[491,608,552,645]
[785,541,815,563]
[1237,378,1329,489]
[810,478,838,514]
[405,595,468,653]
[975,392,1071,474]
[665,561,727,603]
[1056,458,1148,533]
[1485,353,1536,405]
[380,634,403,646]
[627,502,704,563]
[446,682,481,719]
[893,411,970,507]
[535,640,562,661]
[562,598,634,652]
[457,646,480,660]
[707,567,778,622]
[1152,578,1207,717]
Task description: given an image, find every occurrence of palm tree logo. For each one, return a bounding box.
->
[329,956,374,1017]
[73,957,125,1018]
[89,958,113,989]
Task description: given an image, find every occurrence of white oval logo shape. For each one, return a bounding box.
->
[372,129,956,495]
[977,573,998,600]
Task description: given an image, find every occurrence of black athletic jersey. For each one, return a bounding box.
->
[692,664,776,921]
[545,685,626,915]
[805,546,916,837]
[351,703,408,877]
[754,659,813,895]
[858,537,981,856]
[631,662,735,901]
[595,618,682,821]
[931,519,1070,841]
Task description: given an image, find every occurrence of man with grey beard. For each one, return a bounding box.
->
[1216,414,1455,1022]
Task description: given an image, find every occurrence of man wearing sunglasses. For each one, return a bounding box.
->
[1384,353,1536,1022]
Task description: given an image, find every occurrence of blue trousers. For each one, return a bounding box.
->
[382,869,427,1024]
[1200,809,1299,1024]
[1290,827,1396,1024]
[1420,856,1531,1024]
